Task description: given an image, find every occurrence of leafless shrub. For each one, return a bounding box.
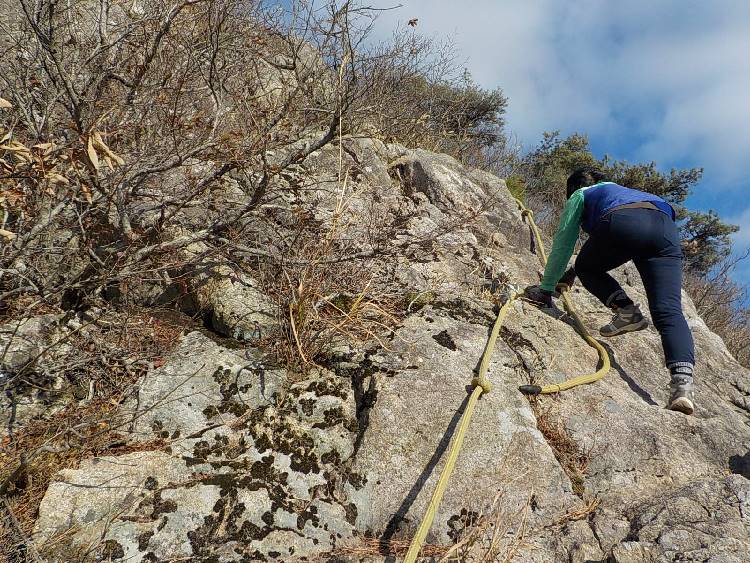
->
[0,0,357,309]
[0,0,509,350]
[685,248,750,366]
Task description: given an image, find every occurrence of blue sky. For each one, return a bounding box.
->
[365,1,750,287]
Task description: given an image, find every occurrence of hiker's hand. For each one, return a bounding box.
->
[556,267,576,292]
[524,285,554,307]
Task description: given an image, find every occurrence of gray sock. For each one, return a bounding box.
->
[668,362,694,385]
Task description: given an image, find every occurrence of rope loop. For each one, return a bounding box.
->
[471,376,492,394]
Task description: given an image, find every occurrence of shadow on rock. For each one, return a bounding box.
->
[600,342,658,407]
[379,391,473,557]
[729,451,750,479]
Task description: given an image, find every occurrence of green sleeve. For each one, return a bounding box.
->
[540,189,584,291]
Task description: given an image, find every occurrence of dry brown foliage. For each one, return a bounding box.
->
[685,249,750,367]
[526,397,591,497]
[549,495,601,527]
[0,309,185,561]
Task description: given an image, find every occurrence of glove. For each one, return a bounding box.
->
[556,267,576,292]
[524,285,554,307]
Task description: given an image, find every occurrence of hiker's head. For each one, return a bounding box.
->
[566,166,608,198]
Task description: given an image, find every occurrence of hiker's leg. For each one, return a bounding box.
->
[635,226,696,414]
[636,254,694,365]
[575,227,633,307]
[633,215,695,367]
[605,208,694,412]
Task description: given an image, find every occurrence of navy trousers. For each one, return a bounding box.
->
[575,208,695,366]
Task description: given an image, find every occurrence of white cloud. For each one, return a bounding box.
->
[368,0,750,185]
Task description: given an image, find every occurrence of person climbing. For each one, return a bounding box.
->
[524,166,696,415]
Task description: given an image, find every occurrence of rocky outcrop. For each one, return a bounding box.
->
[35,332,357,560]
[31,139,750,561]
[192,268,278,342]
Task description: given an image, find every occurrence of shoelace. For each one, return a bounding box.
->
[608,311,628,326]
[610,306,638,325]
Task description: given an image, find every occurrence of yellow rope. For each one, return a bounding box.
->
[403,199,611,561]
[518,203,610,394]
[403,295,510,562]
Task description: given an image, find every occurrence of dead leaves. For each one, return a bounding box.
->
[1,132,72,205]
[0,97,12,109]
[0,139,33,163]
[86,135,100,170]
[33,142,55,154]
[0,121,125,210]
[80,184,93,203]
[45,172,69,185]
[92,131,124,166]
[85,131,124,171]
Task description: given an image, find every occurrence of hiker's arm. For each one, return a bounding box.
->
[540,189,584,292]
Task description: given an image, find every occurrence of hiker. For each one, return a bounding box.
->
[524,166,696,415]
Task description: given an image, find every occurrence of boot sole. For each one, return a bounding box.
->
[668,396,694,415]
[599,319,649,337]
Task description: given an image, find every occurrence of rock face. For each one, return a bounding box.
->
[35,332,357,560]
[1,314,72,436]
[344,301,577,546]
[192,268,278,342]
[32,139,750,561]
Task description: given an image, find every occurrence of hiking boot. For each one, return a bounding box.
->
[668,376,695,415]
[599,304,649,337]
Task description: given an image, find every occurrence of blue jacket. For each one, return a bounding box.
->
[540,182,675,291]
[580,182,675,234]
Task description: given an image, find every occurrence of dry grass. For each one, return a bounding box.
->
[273,248,402,370]
[512,353,592,498]
[333,491,531,562]
[0,308,185,562]
[549,495,601,527]
[334,537,451,559]
[436,491,531,563]
[526,398,590,497]
[255,161,405,372]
